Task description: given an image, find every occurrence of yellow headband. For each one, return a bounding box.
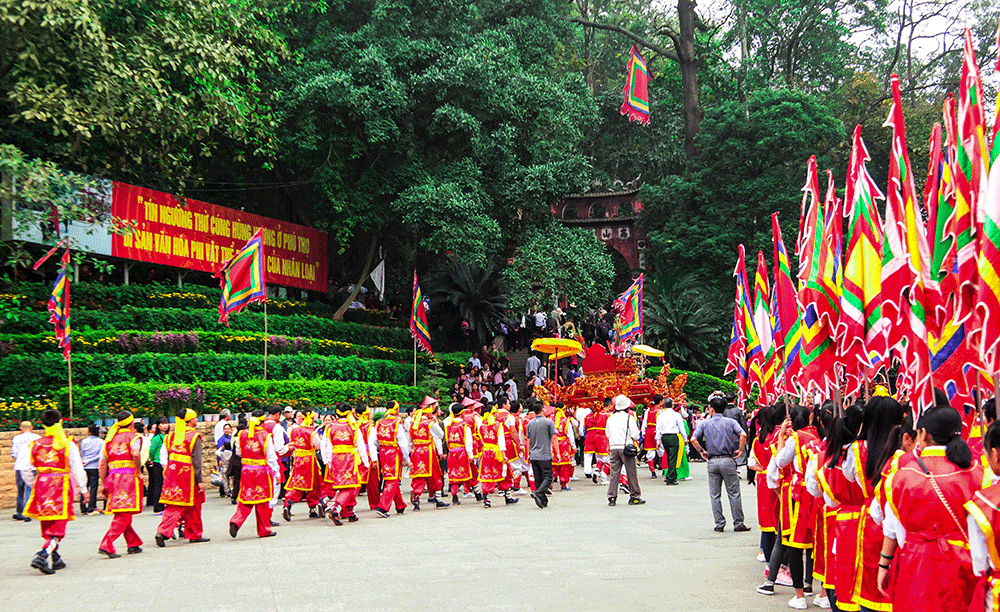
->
[248,415,264,436]
[174,408,197,439]
[44,421,68,451]
[105,414,134,444]
[386,401,399,415]
[873,385,890,397]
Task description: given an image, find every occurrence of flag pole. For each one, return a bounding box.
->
[976,373,986,443]
[67,351,74,420]
[413,338,417,386]
[263,299,268,381]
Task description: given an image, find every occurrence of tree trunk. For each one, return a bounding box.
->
[333,238,378,321]
[677,0,702,159]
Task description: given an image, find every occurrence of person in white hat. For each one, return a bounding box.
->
[604,395,645,506]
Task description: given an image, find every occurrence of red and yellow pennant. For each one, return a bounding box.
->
[620,45,650,126]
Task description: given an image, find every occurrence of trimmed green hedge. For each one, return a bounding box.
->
[2,307,414,348]
[646,367,737,405]
[3,281,334,315]
[0,353,426,395]
[55,380,426,416]
[0,330,463,372]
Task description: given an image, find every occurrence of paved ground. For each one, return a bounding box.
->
[0,462,801,612]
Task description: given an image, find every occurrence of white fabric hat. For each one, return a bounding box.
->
[614,395,631,411]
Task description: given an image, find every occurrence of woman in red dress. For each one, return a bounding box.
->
[878,401,990,612]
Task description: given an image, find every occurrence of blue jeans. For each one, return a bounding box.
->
[15,470,32,516]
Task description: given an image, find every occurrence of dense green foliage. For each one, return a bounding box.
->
[646,367,737,404]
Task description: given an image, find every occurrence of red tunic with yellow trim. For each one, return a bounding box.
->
[643,406,661,451]
[409,415,437,478]
[887,448,988,612]
[104,430,143,513]
[237,428,274,504]
[446,421,474,482]
[851,441,894,611]
[356,421,372,486]
[497,410,519,462]
[552,411,574,467]
[816,444,865,611]
[324,419,362,489]
[159,429,200,507]
[377,415,404,480]
[287,425,320,492]
[479,422,505,483]
[780,427,820,549]
[753,433,779,533]
[24,435,75,521]
[461,410,483,459]
[965,482,1000,612]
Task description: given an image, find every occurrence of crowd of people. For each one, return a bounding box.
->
[748,388,1000,612]
[19,384,736,574]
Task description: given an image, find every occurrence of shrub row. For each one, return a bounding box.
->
[0,353,427,396]
[54,380,426,417]
[0,330,465,374]
[2,282,335,315]
[646,367,737,405]
[2,307,416,348]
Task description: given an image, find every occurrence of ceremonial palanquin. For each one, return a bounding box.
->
[534,343,687,409]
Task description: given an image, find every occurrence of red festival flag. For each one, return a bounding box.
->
[410,270,433,356]
[214,228,267,326]
[613,274,644,341]
[621,45,650,126]
[772,212,803,395]
[47,248,71,361]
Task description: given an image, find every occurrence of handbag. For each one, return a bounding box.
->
[622,414,638,457]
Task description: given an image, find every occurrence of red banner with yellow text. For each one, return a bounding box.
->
[110,182,327,292]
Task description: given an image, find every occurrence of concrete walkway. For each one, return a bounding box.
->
[0,462,801,612]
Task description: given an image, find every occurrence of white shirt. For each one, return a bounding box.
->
[481,390,494,403]
[526,355,541,379]
[23,440,87,491]
[11,431,41,472]
[468,356,481,369]
[504,379,519,402]
[575,408,592,437]
[214,418,230,444]
[605,411,640,450]
[430,421,445,455]
[655,408,688,441]
[271,421,291,457]
[534,312,545,327]
[537,365,547,381]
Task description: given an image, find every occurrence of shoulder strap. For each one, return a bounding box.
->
[912,454,969,541]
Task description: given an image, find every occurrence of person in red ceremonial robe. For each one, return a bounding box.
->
[845,395,904,612]
[479,403,517,508]
[230,410,279,538]
[877,399,990,612]
[155,408,209,547]
[504,400,529,494]
[352,405,380,510]
[446,402,477,505]
[459,397,484,499]
[968,398,996,469]
[320,403,370,524]
[552,402,577,490]
[282,411,323,521]
[966,419,1000,612]
[263,406,291,516]
[584,398,612,485]
[748,405,780,566]
[23,409,88,574]
[98,411,144,558]
[370,401,410,518]
[641,396,662,478]
[409,397,450,510]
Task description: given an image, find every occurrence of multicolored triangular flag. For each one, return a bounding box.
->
[214,228,267,326]
[621,45,650,126]
[47,248,71,361]
[613,274,644,341]
[410,270,433,356]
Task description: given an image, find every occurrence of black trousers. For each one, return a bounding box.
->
[531,459,553,497]
[147,462,165,512]
[83,468,100,512]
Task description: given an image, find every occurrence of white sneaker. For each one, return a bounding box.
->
[813,595,830,609]
[683,476,694,481]
[787,596,808,610]
[776,567,794,587]
[756,551,766,562]
[570,476,579,481]
[463,492,474,498]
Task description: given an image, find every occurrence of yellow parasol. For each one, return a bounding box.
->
[632,344,665,358]
[531,338,584,400]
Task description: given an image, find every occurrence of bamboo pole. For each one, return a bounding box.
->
[977,373,986,442]
[263,299,268,380]
[67,351,74,420]
[413,338,417,386]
